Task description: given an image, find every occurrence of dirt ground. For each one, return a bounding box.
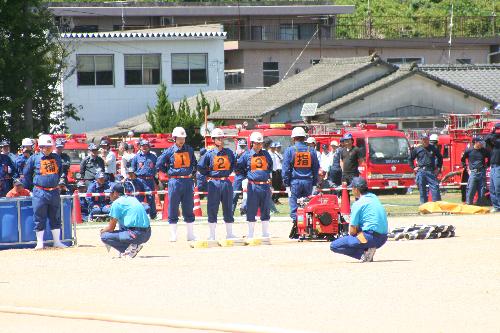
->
[1,214,499,333]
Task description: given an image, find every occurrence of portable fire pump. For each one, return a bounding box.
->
[296,193,349,241]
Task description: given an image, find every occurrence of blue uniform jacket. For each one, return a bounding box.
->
[331,148,343,171]
[198,147,235,178]
[281,142,320,187]
[156,144,197,176]
[0,154,15,181]
[87,181,111,207]
[461,147,490,170]
[23,153,62,188]
[410,145,443,169]
[236,149,273,182]
[124,178,151,202]
[131,151,157,178]
[15,154,29,178]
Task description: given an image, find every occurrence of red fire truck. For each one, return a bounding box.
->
[50,134,88,184]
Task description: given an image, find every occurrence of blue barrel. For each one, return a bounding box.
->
[20,199,35,242]
[0,200,19,245]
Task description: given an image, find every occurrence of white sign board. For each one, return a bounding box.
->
[300,103,318,117]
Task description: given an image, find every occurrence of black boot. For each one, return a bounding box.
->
[289,220,298,239]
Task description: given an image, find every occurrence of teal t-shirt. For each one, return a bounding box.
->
[109,196,150,228]
[350,192,388,234]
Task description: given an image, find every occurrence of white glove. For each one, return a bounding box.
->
[286,187,291,196]
[7,166,12,174]
[312,186,317,194]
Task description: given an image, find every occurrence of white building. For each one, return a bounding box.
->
[60,24,226,133]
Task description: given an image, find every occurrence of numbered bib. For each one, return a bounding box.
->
[173,152,190,169]
[40,159,59,175]
[294,152,312,168]
[213,155,231,171]
[250,156,268,171]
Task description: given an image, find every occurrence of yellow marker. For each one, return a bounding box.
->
[219,239,246,247]
[245,238,262,246]
[190,240,219,248]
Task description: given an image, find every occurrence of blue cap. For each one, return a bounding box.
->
[88,143,98,150]
[55,139,65,148]
[275,142,281,147]
[111,183,125,195]
[99,139,110,146]
[126,167,135,174]
[342,133,353,140]
[351,177,368,189]
[140,139,150,146]
[238,139,247,146]
[472,136,484,143]
[0,139,9,146]
[13,178,23,186]
[420,133,429,139]
[95,172,106,179]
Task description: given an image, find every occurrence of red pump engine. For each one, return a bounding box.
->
[296,194,348,241]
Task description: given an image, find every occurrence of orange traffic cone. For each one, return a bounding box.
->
[72,190,82,224]
[193,187,202,217]
[340,182,351,216]
[162,187,169,220]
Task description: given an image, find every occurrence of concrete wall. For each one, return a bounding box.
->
[227,45,490,87]
[63,38,225,132]
[331,74,490,121]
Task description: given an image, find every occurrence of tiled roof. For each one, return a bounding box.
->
[419,64,500,103]
[317,63,499,115]
[208,54,385,120]
[60,25,226,40]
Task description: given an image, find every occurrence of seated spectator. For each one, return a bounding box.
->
[58,178,70,195]
[87,172,112,220]
[123,167,151,214]
[75,181,90,221]
[6,179,31,198]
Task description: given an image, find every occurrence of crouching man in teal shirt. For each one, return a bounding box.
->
[100,183,151,258]
[330,177,388,262]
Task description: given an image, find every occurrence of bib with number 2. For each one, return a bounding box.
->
[213,155,231,171]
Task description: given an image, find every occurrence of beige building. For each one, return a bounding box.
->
[49,2,499,89]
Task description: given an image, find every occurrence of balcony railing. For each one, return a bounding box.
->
[225,16,498,41]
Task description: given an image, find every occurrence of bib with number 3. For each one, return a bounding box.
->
[40,159,59,175]
[250,156,268,171]
[173,152,190,168]
[213,155,231,171]
[294,152,311,168]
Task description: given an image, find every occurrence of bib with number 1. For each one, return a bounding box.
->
[173,152,190,168]
[250,156,268,171]
[213,155,231,171]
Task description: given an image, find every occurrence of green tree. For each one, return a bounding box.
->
[146,82,177,134]
[0,0,81,148]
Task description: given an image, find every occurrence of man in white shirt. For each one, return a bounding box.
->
[320,143,333,173]
[269,142,284,204]
[100,139,117,182]
[120,142,136,178]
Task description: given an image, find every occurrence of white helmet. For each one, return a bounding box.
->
[330,140,339,146]
[172,127,187,138]
[429,134,439,142]
[21,138,33,147]
[291,127,306,138]
[211,128,225,138]
[306,137,316,144]
[249,132,264,143]
[38,134,53,147]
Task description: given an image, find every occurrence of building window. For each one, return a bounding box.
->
[125,54,161,85]
[77,55,114,86]
[456,58,472,64]
[386,57,424,66]
[299,24,316,40]
[225,71,243,89]
[251,26,262,40]
[263,62,279,87]
[171,54,208,85]
[280,24,298,40]
[73,25,98,33]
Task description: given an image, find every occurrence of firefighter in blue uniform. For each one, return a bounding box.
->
[410,133,443,204]
[87,172,112,220]
[76,181,90,221]
[282,127,320,238]
[124,167,151,214]
[196,148,208,195]
[198,128,237,240]
[23,134,67,250]
[156,127,198,242]
[461,136,490,205]
[236,132,273,239]
[131,139,158,219]
[15,138,34,188]
[0,146,15,197]
[54,139,71,185]
[232,139,248,214]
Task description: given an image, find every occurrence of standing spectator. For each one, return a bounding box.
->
[131,139,158,219]
[120,142,136,178]
[340,133,364,186]
[232,139,248,214]
[6,179,31,197]
[0,145,15,197]
[54,139,71,185]
[80,143,105,186]
[58,178,70,195]
[328,140,342,186]
[306,137,321,161]
[461,136,490,205]
[15,138,34,189]
[269,142,284,204]
[485,123,500,212]
[319,143,333,173]
[1,138,17,164]
[100,139,116,182]
[410,133,443,204]
[196,148,208,195]
[124,167,152,215]
[23,134,66,250]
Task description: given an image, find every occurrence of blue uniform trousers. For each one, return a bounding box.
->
[167,178,195,224]
[101,227,151,254]
[330,231,388,260]
[32,187,61,232]
[207,179,234,223]
[232,174,244,214]
[466,169,486,205]
[0,179,9,197]
[490,165,500,209]
[416,169,441,204]
[90,204,111,217]
[246,183,271,222]
[141,178,157,219]
[289,178,313,221]
[329,169,342,186]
